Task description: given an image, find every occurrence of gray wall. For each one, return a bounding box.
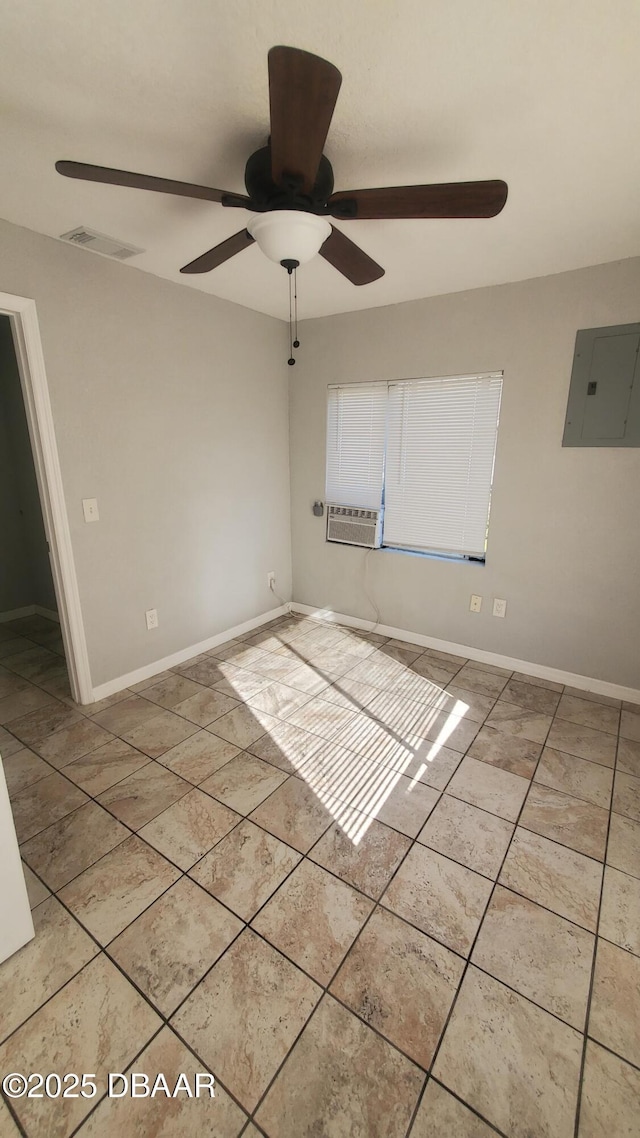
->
[290,258,640,688]
[0,219,291,687]
[0,315,56,614]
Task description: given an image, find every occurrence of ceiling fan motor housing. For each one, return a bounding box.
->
[243,145,335,214]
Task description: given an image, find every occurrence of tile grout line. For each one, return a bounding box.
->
[64,1022,168,1138]
[572,705,623,1137]
[412,703,562,1136]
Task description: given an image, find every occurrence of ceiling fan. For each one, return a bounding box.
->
[56,45,508,286]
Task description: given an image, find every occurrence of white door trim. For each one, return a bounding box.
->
[0,291,92,703]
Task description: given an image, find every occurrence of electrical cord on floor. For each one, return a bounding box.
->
[363,547,381,635]
[268,549,379,630]
[269,579,292,614]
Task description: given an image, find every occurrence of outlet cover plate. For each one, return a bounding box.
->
[82,498,99,523]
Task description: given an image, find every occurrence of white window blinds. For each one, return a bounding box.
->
[326,383,387,509]
[383,374,502,557]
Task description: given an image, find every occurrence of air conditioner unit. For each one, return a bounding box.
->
[326,505,382,549]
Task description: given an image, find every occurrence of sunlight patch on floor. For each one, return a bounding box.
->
[229,619,470,846]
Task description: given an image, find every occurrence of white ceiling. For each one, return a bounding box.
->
[1,0,639,321]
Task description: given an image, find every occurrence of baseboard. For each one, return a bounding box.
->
[0,606,37,623]
[290,602,640,704]
[90,605,289,704]
[0,605,60,623]
[35,606,59,622]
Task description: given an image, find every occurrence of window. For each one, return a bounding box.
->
[326,373,502,559]
[325,382,387,509]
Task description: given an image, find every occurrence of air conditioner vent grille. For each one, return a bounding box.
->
[59,227,144,260]
[326,505,382,549]
[329,507,379,520]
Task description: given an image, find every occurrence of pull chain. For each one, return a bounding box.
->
[282,259,300,366]
[293,267,300,349]
[287,268,295,366]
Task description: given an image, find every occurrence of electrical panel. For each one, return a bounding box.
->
[562,322,640,447]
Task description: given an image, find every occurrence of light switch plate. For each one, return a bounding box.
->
[82,498,99,523]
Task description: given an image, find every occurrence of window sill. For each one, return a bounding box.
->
[378,545,486,565]
[324,539,486,565]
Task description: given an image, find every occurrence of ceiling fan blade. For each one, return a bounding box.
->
[55,161,251,207]
[319,226,384,286]
[329,179,508,219]
[268,46,342,194]
[180,230,254,274]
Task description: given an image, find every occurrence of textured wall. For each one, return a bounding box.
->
[290,257,640,687]
[0,220,291,686]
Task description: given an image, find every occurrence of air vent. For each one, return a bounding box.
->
[59,227,144,260]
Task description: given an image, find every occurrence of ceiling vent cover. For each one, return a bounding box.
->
[59,227,144,260]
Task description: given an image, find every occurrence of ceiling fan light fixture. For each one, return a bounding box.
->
[247,209,331,266]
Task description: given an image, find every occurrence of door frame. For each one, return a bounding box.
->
[0,291,92,703]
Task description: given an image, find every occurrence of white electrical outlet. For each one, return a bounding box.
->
[82,497,99,523]
[145,608,158,630]
[267,572,276,589]
[493,598,507,618]
[469,594,483,613]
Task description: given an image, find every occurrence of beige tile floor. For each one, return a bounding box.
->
[0,612,639,1137]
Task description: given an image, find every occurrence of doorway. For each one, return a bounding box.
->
[0,291,92,962]
[0,293,91,705]
[0,314,64,674]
